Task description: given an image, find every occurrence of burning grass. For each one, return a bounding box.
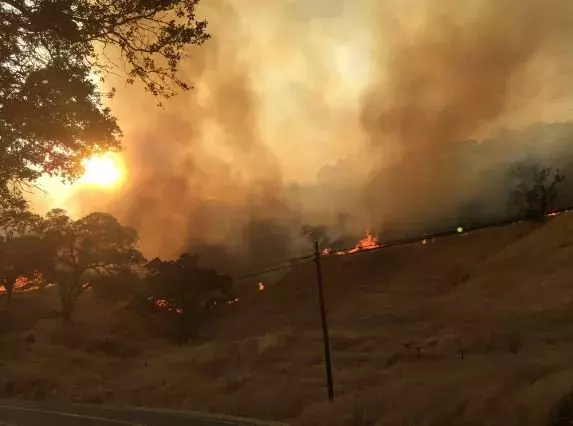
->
[322,229,382,256]
[3,216,573,424]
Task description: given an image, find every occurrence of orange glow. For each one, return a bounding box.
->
[0,273,47,293]
[348,229,380,253]
[258,282,266,291]
[79,153,124,188]
[153,298,183,314]
[322,229,382,256]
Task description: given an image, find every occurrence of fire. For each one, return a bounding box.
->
[348,230,380,253]
[322,229,382,256]
[152,298,183,314]
[0,272,49,294]
[258,281,266,291]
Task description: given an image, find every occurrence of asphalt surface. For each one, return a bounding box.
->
[0,400,280,426]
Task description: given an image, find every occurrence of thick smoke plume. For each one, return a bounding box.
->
[362,0,573,235]
[58,0,573,268]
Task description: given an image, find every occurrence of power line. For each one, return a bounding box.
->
[237,253,314,276]
[231,206,573,281]
[233,254,313,281]
[322,207,573,258]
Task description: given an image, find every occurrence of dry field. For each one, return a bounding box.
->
[2,215,573,425]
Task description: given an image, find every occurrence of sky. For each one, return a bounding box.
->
[26,0,573,261]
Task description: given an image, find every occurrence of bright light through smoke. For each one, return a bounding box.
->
[79,153,124,188]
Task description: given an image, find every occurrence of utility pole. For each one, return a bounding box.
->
[313,241,334,401]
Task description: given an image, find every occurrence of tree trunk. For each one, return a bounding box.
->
[4,273,16,306]
[60,274,81,325]
[61,290,75,324]
[61,302,73,324]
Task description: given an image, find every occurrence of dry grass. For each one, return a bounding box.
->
[4,215,573,424]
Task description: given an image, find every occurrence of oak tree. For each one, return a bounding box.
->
[0,208,46,302]
[146,253,234,342]
[1,0,209,206]
[42,209,144,322]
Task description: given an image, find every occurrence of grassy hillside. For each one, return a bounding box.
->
[3,216,573,424]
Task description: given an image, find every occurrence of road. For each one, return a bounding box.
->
[0,400,285,426]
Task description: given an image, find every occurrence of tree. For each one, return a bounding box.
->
[510,163,566,220]
[0,234,54,302]
[0,208,47,302]
[146,253,234,342]
[1,0,209,206]
[42,209,144,323]
[89,267,142,300]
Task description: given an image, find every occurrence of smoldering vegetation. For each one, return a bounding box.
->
[65,0,573,270]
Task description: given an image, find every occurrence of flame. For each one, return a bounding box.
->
[0,273,49,294]
[152,298,183,314]
[322,229,381,256]
[348,230,380,253]
[258,282,266,291]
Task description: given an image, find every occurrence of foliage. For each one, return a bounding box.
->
[41,209,145,322]
[0,0,209,206]
[145,253,234,342]
[510,163,566,220]
[89,267,142,300]
[0,234,53,301]
[0,208,48,301]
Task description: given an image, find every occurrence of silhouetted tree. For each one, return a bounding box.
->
[146,253,234,343]
[0,235,54,303]
[510,163,566,220]
[1,0,209,207]
[0,209,47,303]
[89,267,143,301]
[42,209,144,323]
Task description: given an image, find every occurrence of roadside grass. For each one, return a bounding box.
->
[2,216,573,424]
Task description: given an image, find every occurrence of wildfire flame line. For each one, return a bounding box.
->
[322,229,381,256]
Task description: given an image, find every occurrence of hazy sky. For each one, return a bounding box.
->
[27,0,573,258]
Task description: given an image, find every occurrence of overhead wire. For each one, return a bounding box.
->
[230,206,573,281]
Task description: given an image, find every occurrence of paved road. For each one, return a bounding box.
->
[0,400,284,426]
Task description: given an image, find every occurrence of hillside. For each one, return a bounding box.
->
[3,216,573,424]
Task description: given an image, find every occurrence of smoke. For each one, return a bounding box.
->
[362,0,573,233]
[100,0,320,262]
[54,0,573,266]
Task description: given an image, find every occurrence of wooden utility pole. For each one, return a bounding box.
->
[313,241,334,401]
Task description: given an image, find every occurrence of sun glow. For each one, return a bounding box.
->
[80,153,124,188]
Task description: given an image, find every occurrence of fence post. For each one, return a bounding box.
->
[313,241,334,401]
